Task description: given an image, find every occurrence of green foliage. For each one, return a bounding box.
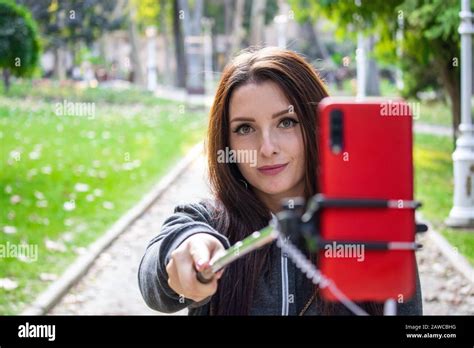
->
[16,0,126,50]
[242,0,279,33]
[0,0,41,77]
[133,0,161,28]
[394,0,461,100]
[289,0,465,107]
[204,0,226,34]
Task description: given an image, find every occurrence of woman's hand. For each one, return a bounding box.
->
[166,233,225,302]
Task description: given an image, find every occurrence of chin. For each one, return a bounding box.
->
[255,182,293,196]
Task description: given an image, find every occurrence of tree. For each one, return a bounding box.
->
[242,0,279,47]
[16,0,126,80]
[229,0,246,58]
[0,0,41,91]
[128,0,145,86]
[178,0,205,94]
[173,0,186,88]
[289,0,467,136]
[250,0,267,45]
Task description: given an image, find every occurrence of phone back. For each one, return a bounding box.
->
[317,97,416,302]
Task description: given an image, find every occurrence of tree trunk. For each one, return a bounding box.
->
[224,0,232,61]
[301,22,330,61]
[3,68,10,93]
[179,0,205,94]
[128,2,145,87]
[53,46,67,81]
[161,2,172,86]
[173,0,187,88]
[439,64,460,146]
[434,44,461,146]
[230,0,245,57]
[250,0,266,46]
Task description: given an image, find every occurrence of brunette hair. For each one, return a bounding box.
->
[205,46,383,315]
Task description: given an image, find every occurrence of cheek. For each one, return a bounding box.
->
[287,129,305,168]
[229,133,252,150]
[229,135,256,175]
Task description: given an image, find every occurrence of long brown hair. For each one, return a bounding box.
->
[205,46,383,315]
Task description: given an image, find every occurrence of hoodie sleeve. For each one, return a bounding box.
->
[138,201,230,314]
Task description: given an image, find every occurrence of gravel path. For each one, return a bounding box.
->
[50,156,212,315]
[416,231,473,314]
[50,154,473,315]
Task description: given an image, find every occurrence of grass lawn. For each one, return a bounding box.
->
[414,133,474,265]
[415,99,453,127]
[0,80,207,314]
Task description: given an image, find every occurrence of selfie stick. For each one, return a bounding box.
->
[196,221,279,284]
[195,195,426,316]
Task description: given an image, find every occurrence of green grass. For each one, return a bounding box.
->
[0,81,207,314]
[414,133,474,265]
[1,79,178,107]
[415,99,454,127]
[328,77,400,97]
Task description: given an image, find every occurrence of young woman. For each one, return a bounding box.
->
[138,47,423,316]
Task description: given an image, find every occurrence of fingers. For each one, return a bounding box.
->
[215,269,224,280]
[209,239,226,280]
[165,234,226,302]
[189,236,212,272]
[209,242,226,264]
[167,240,217,302]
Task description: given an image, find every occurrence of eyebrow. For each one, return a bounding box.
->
[230,108,293,123]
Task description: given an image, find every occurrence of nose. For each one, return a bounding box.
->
[259,129,279,158]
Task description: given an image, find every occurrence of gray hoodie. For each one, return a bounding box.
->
[138,201,423,315]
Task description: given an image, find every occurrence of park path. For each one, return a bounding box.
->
[49,150,473,315]
[49,154,212,315]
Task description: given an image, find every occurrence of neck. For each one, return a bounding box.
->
[254,179,305,214]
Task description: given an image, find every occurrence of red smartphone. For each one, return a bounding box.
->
[316,97,416,302]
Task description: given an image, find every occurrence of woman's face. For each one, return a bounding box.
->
[228,80,306,211]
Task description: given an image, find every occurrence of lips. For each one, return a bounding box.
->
[257,163,288,176]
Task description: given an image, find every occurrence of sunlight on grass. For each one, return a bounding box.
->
[414,133,474,266]
[0,85,207,314]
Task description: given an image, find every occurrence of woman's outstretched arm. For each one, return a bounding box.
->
[138,202,230,314]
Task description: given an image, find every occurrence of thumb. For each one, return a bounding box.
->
[188,236,212,272]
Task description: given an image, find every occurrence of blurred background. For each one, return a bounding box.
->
[0,0,473,315]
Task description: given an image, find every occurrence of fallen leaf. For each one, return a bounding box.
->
[102,201,115,210]
[63,201,76,211]
[34,191,45,200]
[10,195,21,205]
[74,183,89,192]
[45,239,67,252]
[0,278,18,291]
[3,225,17,234]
